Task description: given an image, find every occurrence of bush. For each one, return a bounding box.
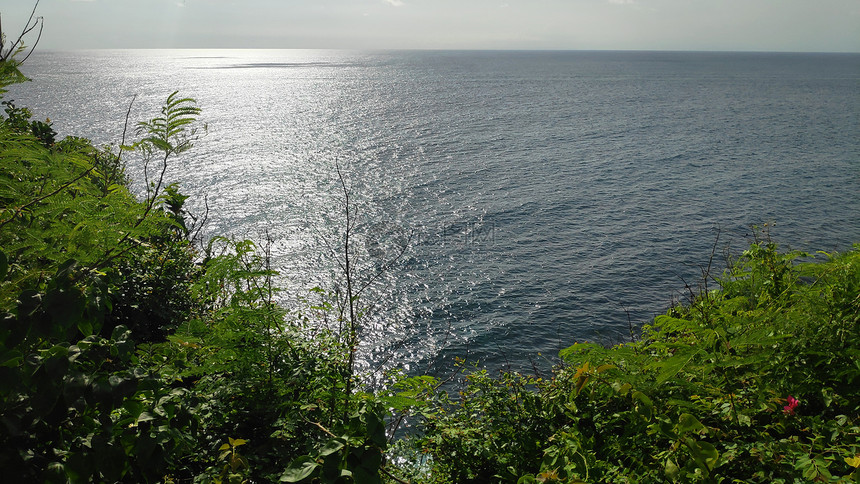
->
[0,83,394,482]
[416,241,860,483]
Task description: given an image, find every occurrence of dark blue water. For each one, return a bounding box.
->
[8,50,860,376]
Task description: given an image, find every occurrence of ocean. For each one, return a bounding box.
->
[7,49,860,377]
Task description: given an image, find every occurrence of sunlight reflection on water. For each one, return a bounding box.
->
[9,49,860,379]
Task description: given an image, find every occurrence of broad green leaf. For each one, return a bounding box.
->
[281,456,319,482]
[632,391,653,408]
[664,458,680,480]
[573,361,590,395]
[351,466,381,484]
[318,438,345,457]
[686,438,719,471]
[137,412,156,423]
[656,420,678,440]
[612,382,632,395]
[77,318,93,337]
[677,413,706,435]
[632,391,653,421]
[229,437,247,447]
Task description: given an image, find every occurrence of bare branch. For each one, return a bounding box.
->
[380,466,411,484]
[336,159,359,402]
[0,0,43,64]
[117,94,136,165]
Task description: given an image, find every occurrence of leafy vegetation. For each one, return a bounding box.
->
[412,239,860,482]
[0,42,395,481]
[1,11,858,482]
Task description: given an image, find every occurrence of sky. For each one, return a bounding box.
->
[2,0,860,52]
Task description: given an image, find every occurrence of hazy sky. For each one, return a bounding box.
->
[3,0,859,52]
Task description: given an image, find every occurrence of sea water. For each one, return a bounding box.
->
[8,50,860,376]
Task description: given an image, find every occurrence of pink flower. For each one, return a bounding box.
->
[783,395,799,415]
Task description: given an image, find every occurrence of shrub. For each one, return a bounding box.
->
[416,241,860,483]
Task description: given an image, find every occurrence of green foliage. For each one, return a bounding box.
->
[415,241,860,482]
[0,88,376,482]
[281,401,388,484]
[134,91,202,158]
[2,100,55,146]
[0,90,206,481]
[212,437,251,484]
[0,46,29,96]
[0,260,198,482]
[1,2,43,96]
[0,80,400,481]
[0,57,28,95]
[418,366,550,483]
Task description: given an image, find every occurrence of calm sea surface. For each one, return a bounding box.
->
[8,50,860,376]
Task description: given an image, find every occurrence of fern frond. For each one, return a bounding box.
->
[135,91,201,155]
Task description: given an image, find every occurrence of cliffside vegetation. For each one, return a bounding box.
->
[412,239,860,482]
[1,13,859,483]
[0,43,393,482]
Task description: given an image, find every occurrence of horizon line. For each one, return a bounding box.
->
[32,47,860,55]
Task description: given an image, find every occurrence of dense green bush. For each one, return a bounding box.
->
[0,86,202,481]
[1,44,393,482]
[414,241,860,483]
